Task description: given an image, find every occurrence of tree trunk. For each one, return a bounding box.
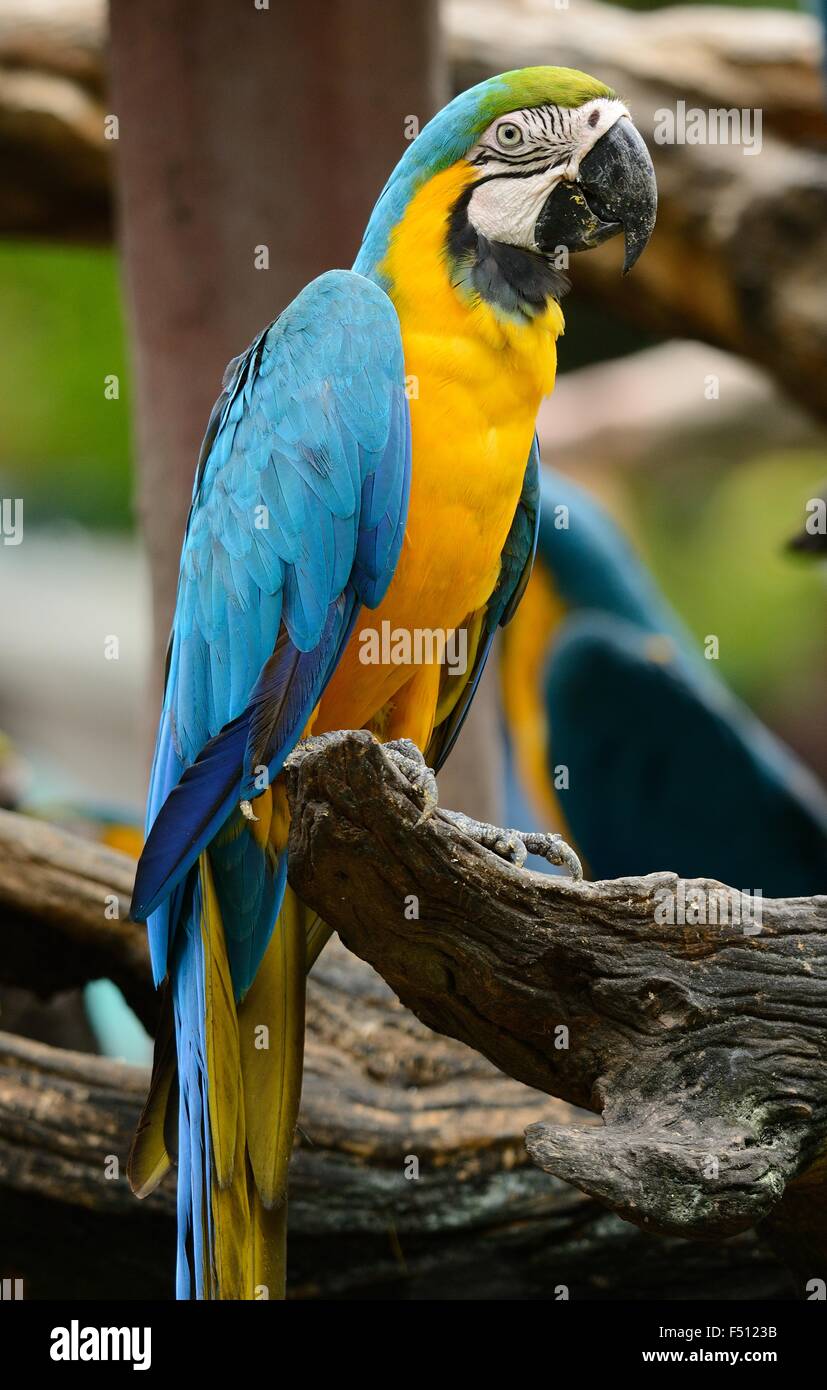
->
[107,0,446,702]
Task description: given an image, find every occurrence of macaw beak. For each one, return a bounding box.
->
[535,117,657,274]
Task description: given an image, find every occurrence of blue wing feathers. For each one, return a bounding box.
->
[133,271,412,1001]
[242,593,358,783]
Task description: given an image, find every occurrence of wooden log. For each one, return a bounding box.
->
[0,956,792,1300]
[536,341,824,478]
[0,807,156,1030]
[0,799,797,1296]
[1,753,825,1287]
[0,0,110,240]
[284,730,827,1281]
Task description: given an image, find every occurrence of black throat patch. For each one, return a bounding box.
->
[447,184,570,321]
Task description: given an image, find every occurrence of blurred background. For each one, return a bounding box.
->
[0,0,826,1299]
[2,0,825,833]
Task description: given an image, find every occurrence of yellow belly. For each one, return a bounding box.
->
[317,345,545,741]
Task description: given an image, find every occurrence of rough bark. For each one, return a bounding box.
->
[0,807,155,1030]
[2,753,824,1285]
[0,954,792,1301]
[0,796,805,1296]
[284,730,827,1281]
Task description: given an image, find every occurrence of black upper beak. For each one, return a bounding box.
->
[535,118,657,274]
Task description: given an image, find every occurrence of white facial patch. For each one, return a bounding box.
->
[465,97,630,251]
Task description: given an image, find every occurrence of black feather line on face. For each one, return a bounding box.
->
[446,183,570,320]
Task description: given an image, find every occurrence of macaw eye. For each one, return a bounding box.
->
[496,122,524,150]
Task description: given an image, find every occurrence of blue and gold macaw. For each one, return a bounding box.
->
[502,468,827,895]
[127,68,656,1299]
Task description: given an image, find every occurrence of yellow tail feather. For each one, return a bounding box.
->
[127,984,175,1199]
[251,1179,289,1300]
[203,865,311,1298]
[200,852,242,1190]
[208,1093,252,1299]
[238,885,307,1211]
[130,854,333,1298]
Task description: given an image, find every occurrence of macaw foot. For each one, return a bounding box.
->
[440,809,583,880]
[383,738,439,824]
[383,738,583,880]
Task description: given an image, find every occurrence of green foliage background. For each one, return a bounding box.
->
[0,243,132,529]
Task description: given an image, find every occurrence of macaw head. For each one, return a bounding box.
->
[459,68,657,274]
[357,67,657,295]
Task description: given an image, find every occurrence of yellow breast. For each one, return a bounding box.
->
[317,161,565,736]
[380,160,564,626]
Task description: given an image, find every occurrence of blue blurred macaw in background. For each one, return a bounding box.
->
[125,67,657,1299]
[502,468,827,895]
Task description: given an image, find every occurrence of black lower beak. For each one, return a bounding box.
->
[535,118,657,274]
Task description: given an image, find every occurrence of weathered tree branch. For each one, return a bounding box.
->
[0,763,822,1291]
[0,959,792,1300]
[0,0,110,240]
[537,341,824,479]
[0,803,610,1298]
[0,808,156,1029]
[284,730,827,1278]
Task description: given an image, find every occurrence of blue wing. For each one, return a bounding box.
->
[132,270,412,985]
[546,611,827,895]
[425,434,540,771]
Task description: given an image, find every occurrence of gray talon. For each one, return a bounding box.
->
[442,811,582,880]
[384,740,439,822]
[381,740,583,881]
[522,831,584,881]
[385,737,425,764]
